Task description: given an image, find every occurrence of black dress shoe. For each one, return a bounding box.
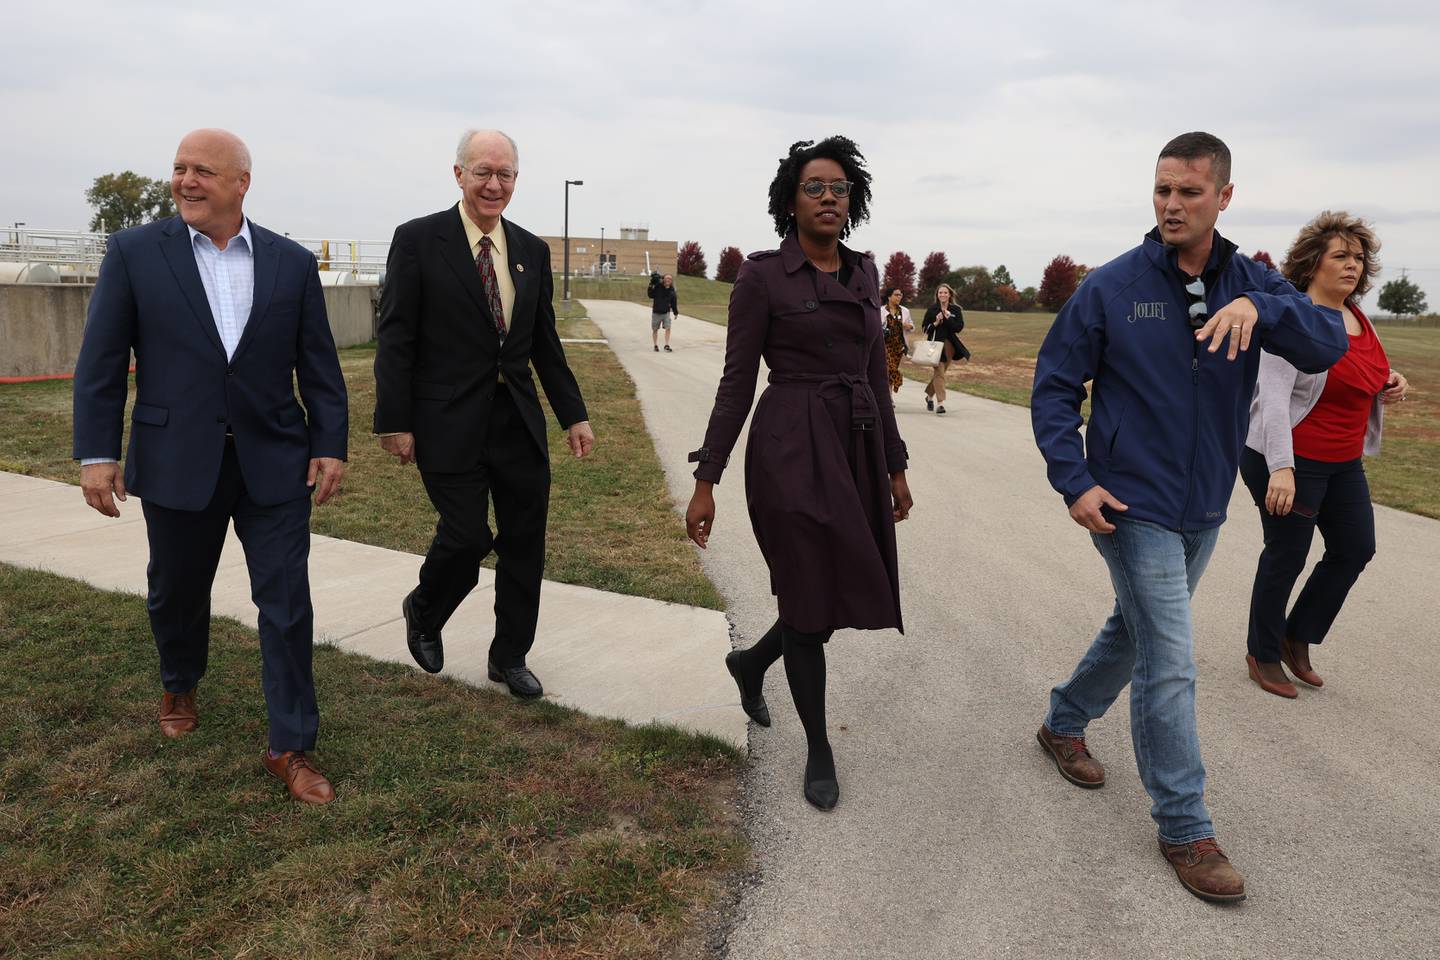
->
[488,658,543,699]
[725,650,771,727]
[804,774,840,811]
[402,591,443,674]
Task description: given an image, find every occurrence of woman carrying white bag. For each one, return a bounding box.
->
[916,283,969,415]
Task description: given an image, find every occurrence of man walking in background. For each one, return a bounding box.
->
[374,128,595,700]
[72,128,349,805]
[648,271,678,351]
[1029,132,1346,902]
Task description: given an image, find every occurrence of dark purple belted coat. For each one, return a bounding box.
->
[689,232,908,634]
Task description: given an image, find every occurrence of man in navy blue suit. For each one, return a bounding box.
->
[72,128,349,805]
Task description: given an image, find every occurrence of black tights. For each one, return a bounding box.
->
[736,618,835,782]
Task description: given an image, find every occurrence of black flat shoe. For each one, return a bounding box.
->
[488,658,544,699]
[925,397,934,411]
[936,405,947,415]
[402,591,443,674]
[804,774,839,811]
[724,651,771,727]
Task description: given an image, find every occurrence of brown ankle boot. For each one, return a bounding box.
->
[1036,725,1105,788]
[1160,837,1246,903]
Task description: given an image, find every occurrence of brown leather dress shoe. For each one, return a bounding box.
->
[159,690,198,738]
[262,751,336,805]
[1280,637,1324,688]
[1036,725,1105,788]
[1246,655,1298,699]
[1160,837,1246,903]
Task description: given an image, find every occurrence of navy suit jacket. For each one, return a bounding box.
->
[72,216,348,511]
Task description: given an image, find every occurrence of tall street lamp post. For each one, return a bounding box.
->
[563,179,583,300]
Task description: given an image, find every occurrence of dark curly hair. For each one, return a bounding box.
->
[766,136,873,239]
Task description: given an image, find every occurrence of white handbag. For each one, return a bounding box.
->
[909,335,945,367]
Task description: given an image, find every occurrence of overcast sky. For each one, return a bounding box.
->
[4,0,1438,308]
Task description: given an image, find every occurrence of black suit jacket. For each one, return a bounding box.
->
[922,303,970,361]
[373,207,588,472]
[72,216,348,511]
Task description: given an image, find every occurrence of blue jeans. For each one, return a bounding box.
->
[1045,516,1220,844]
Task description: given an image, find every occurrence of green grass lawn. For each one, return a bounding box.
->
[0,302,721,610]
[0,563,745,959]
[567,275,734,328]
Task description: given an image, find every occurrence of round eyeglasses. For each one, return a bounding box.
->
[799,179,853,199]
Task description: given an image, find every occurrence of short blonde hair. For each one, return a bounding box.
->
[1281,210,1381,303]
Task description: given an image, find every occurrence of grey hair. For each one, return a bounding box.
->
[455,129,519,169]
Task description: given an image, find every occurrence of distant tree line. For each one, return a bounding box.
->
[620,237,1434,319]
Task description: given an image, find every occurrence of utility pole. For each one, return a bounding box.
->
[563,179,584,300]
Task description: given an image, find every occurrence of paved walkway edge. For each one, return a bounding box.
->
[0,470,745,746]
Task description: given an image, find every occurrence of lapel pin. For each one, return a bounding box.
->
[515,263,525,273]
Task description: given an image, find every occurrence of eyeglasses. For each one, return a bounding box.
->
[465,167,517,186]
[799,179,853,199]
[1184,277,1207,328]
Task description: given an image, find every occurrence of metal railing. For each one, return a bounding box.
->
[0,225,389,281]
[289,237,388,279]
[0,227,108,280]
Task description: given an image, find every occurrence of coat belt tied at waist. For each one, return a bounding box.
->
[767,371,877,431]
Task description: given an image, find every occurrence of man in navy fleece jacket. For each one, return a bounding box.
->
[1030,132,1346,904]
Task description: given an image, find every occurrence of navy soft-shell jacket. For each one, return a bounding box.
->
[1031,229,1347,532]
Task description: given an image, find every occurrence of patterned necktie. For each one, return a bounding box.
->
[475,236,507,338]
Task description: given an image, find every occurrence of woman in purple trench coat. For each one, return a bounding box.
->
[686,137,914,810]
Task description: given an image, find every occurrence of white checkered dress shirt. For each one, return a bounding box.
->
[189,220,255,360]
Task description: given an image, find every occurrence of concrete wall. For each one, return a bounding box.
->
[0,283,376,378]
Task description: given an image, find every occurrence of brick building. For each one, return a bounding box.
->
[539,225,677,278]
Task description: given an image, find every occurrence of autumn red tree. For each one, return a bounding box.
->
[676,241,707,278]
[881,251,917,301]
[995,284,1021,311]
[1251,250,1276,270]
[918,251,950,294]
[715,245,744,283]
[1038,255,1080,311]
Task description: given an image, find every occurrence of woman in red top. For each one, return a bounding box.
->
[1240,211,1410,697]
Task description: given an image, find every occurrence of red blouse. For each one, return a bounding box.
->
[1292,304,1389,463]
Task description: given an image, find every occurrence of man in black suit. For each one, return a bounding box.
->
[72,128,349,805]
[374,128,595,698]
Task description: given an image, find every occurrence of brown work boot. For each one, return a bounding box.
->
[262,750,336,805]
[1159,837,1246,903]
[1036,725,1105,788]
[159,689,198,738]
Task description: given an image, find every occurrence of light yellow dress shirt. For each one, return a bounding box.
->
[457,201,515,328]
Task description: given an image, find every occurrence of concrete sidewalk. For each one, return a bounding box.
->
[0,470,745,746]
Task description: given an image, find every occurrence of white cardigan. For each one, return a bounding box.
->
[1245,309,1385,472]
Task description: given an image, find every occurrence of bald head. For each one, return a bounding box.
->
[456,129,519,170]
[177,128,251,174]
[172,128,251,246]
